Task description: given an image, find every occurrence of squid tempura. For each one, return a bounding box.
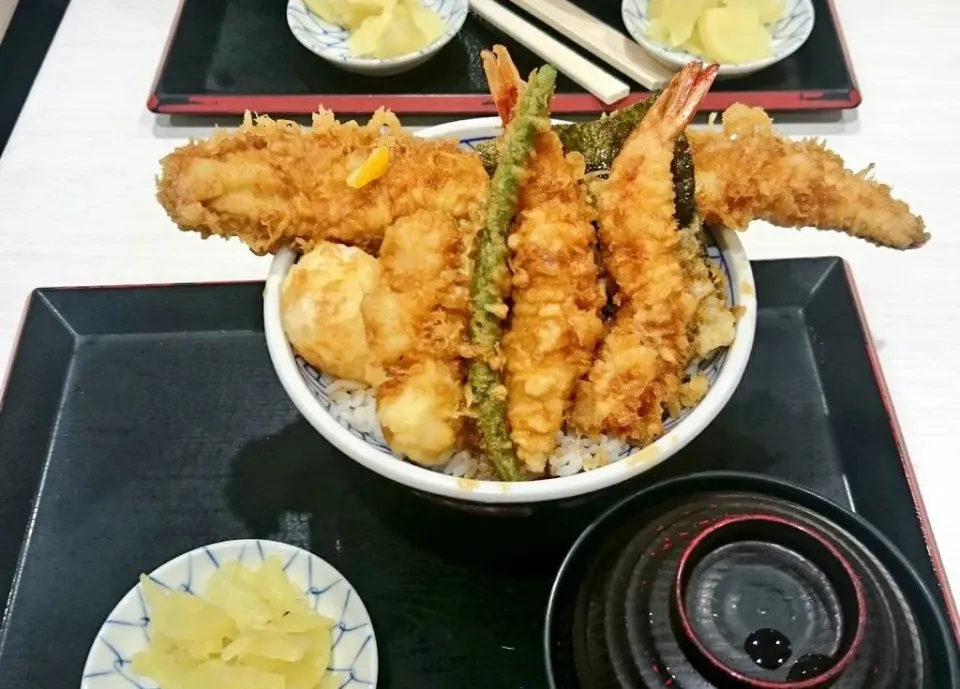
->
[361,210,473,465]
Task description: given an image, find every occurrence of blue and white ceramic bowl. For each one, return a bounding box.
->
[286,0,467,76]
[264,118,757,507]
[622,0,815,78]
[81,540,378,689]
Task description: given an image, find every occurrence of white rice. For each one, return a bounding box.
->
[324,380,631,478]
[326,379,385,443]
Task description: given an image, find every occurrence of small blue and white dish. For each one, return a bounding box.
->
[286,0,468,76]
[622,0,815,78]
[80,539,378,689]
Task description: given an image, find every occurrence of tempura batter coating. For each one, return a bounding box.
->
[679,219,736,360]
[361,210,472,465]
[468,52,558,482]
[476,103,927,250]
[483,51,604,473]
[689,104,928,249]
[572,62,718,443]
[504,184,605,470]
[157,109,489,255]
[280,241,383,385]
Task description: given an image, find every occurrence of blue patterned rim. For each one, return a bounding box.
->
[81,539,378,689]
[292,132,736,468]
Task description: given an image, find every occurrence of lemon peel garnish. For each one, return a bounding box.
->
[347,146,390,189]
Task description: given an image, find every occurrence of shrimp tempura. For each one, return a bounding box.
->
[482,47,605,473]
[474,103,927,250]
[689,104,928,249]
[572,62,719,443]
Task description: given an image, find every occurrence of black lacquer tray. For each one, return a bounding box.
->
[0,258,955,689]
[148,0,860,115]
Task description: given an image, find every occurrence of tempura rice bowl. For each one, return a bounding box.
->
[264,118,757,507]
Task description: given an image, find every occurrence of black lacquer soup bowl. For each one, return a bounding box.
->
[545,472,960,688]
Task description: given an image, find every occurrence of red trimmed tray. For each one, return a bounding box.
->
[0,259,956,689]
[148,0,860,116]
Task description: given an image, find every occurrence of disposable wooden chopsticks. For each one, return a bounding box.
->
[468,0,630,105]
[504,0,673,90]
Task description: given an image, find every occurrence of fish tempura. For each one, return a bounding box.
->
[157,109,490,255]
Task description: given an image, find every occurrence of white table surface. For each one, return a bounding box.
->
[0,0,958,604]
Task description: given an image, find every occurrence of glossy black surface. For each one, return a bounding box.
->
[547,481,946,687]
[0,258,956,689]
[743,629,793,671]
[154,0,857,112]
[681,526,853,682]
[787,654,833,681]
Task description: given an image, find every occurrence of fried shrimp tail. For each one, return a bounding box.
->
[572,61,719,443]
[484,46,605,473]
[596,61,718,295]
[469,52,557,481]
[483,45,524,124]
[156,109,489,255]
[475,102,926,250]
[361,210,471,466]
[687,104,927,249]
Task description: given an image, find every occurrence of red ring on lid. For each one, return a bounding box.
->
[673,514,868,688]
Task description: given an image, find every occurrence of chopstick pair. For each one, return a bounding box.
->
[468,0,673,106]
